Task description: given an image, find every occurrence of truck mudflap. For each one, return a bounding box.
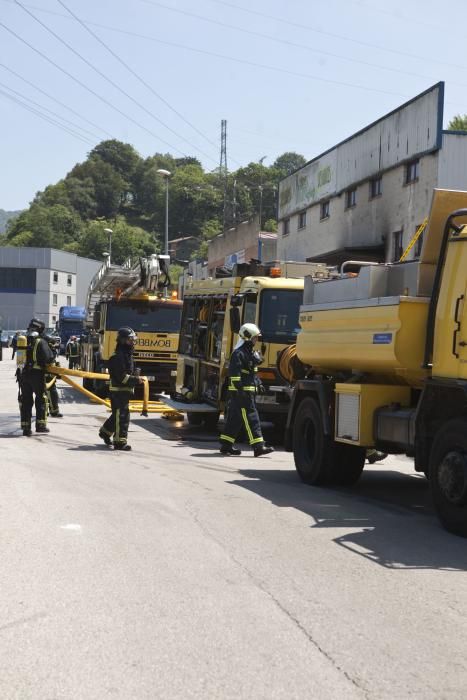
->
[284,379,335,451]
[158,397,219,414]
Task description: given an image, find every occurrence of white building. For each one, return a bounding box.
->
[278,82,467,266]
[0,248,101,330]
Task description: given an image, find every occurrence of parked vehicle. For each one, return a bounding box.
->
[283,189,467,536]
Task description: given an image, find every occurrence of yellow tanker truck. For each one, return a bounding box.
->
[283,189,467,536]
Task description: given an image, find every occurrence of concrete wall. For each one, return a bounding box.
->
[437,132,467,189]
[208,217,277,275]
[278,152,439,263]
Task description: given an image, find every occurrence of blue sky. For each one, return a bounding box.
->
[1,0,466,210]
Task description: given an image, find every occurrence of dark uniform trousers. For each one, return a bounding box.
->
[221,390,264,447]
[45,377,60,416]
[101,392,131,445]
[220,341,265,448]
[99,345,138,446]
[20,369,47,430]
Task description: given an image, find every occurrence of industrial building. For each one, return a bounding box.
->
[0,247,101,330]
[277,82,467,265]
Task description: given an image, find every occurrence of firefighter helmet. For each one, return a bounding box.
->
[117,326,137,341]
[239,323,261,341]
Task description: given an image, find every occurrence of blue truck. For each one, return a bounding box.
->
[57,306,86,353]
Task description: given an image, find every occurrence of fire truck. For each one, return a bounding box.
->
[162,260,332,427]
[80,254,182,396]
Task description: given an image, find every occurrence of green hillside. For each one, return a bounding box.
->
[0,140,305,263]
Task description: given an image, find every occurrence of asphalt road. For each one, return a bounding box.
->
[1,357,467,699]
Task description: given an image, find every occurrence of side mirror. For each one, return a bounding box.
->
[230,307,241,333]
[230,294,244,307]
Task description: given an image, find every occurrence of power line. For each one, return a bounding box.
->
[203,0,467,74]
[0,77,97,143]
[0,63,105,140]
[4,0,467,91]
[0,86,94,144]
[0,14,185,157]
[86,19,409,100]
[56,0,219,154]
[139,0,445,86]
[12,0,201,157]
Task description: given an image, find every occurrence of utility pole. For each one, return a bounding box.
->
[220,119,228,231]
[258,156,267,231]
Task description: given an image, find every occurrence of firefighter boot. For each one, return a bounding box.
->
[254,443,274,457]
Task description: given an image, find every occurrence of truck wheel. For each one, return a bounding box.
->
[293,398,365,486]
[293,398,335,485]
[430,419,467,537]
[203,413,220,430]
[333,443,366,486]
[187,412,204,426]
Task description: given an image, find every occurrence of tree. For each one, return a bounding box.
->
[77,218,156,264]
[447,115,467,131]
[273,152,307,177]
[6,204,82,248]
[89,140,141,180]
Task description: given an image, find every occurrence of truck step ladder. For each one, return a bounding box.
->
[85,254,170,323]
[399,218,428,262]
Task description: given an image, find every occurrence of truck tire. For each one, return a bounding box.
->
[187,412,204,426]
[429,418,467,537]
[203,412,220,430]
[293,397,365,486]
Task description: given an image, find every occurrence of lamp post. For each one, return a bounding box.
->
[156,169,171,257]
[258,156,267,230]
[104,228,113,263]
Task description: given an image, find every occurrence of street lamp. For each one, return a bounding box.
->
[258,156,267,230]
[104,228,113,263]
[156,169,171,257]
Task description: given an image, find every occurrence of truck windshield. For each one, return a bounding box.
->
[259,289,302,343]
[106,303,181,333]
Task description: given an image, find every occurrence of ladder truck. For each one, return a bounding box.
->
[80,254,182,397]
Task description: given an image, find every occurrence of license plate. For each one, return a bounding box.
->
[145,376,155,382]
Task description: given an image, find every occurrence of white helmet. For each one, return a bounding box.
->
[239,323,261,340]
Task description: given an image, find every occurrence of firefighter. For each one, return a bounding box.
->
[66,336,80,369]
[17,318,54,436]
[44,335,63,418]
[219,323,274,457]
[98,326,143,451]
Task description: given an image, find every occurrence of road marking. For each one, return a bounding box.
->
[60,523,82,532]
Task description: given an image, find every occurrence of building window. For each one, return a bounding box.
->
[345,188,357,209]
[298,211,307,229]
[369,177,382,199]
[393,231,403,261]
[405,159,419,184]
[52,293,58,306]
[52,315,57,322]
[414,228,424,258]
[0,267,36,293]
[320,200,330,220]
[67,274,72,286]
[283,218,290,236]
[53,271,58,284]
[67,295,72,306]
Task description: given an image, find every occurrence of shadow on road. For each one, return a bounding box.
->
[229,467,467,571]
[132,416,283,446]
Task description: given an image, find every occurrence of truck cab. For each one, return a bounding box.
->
[167,260,331,427]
